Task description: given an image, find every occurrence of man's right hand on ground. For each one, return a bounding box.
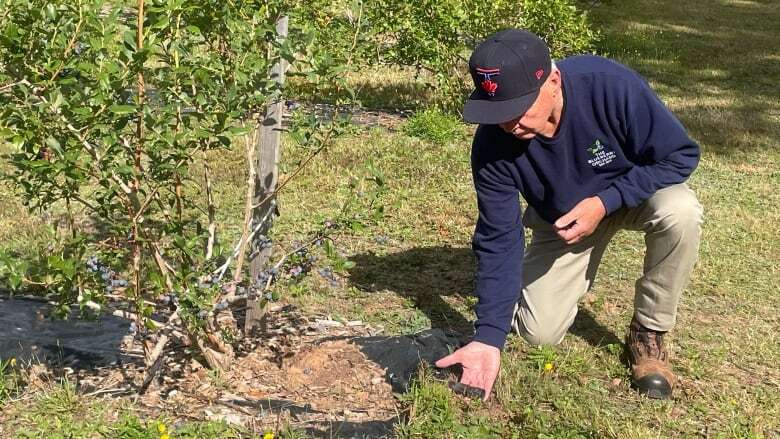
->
[435,341,501,401]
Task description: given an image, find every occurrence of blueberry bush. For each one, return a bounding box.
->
[0,0,364,371]
[0,0,591,375]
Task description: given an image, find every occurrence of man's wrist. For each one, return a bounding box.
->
[596,185,622,215]
[592,195,607,219]
[473,325,508,351]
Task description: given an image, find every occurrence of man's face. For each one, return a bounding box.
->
[498,71,560,140]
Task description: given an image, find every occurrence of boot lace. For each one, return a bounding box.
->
[631,321,667,362]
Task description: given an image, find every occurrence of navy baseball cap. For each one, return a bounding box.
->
[463,29,552,125]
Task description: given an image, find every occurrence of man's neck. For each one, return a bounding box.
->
[539,92,565,138]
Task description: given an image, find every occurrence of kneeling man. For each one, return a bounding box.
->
[437,29,703,400]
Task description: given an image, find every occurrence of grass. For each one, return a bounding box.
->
[0,379,246,438]
[388,0,780,437]
[0,357,21,404]
[0,378,306,438]
[401,109,469,145]
[1,0,779,437]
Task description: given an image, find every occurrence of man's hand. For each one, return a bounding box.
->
[435,341,500,401]
[554,196,607,245]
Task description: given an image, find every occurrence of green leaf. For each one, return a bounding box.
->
[323,239,336,259]
[109,105,136,115]
[45,4,57,21]
[45,137,62,156]
[47,255,75,278]
[0,128,14,140]
[227,126,251,136]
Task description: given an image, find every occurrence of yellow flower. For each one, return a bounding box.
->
[9,358,16,367]
[263,432,275,439]
[160,434,169,439]
[158,423,167,433]
[544,362,554,372]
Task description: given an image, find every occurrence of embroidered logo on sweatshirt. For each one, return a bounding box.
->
[586,139,617,168]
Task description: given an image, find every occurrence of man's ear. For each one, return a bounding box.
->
[547,68,562,90]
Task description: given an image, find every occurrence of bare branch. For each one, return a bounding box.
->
[112,309,161,329]
[345,1,364,69]
[0,79,31,93]
[133,186,160,222]
[211,205,275,282]
[250,123,337,210]
[149,241,175,292]
[228,127,259,299]
[70,194,101,215]
[140,308,178,392]
[132,0,147,341]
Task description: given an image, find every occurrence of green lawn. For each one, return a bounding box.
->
[2,0,779,437]
[397,1,780,437]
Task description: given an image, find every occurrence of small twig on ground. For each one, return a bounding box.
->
[84,387,131,397]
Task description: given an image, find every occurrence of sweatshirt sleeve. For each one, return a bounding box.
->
[470,136,524,350]
[596,77,700,214]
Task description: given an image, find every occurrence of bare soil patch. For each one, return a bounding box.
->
[2,297,407,437]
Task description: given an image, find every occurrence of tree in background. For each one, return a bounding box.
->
[293,0,598,111]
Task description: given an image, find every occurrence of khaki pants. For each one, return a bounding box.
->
[512,183,703,346]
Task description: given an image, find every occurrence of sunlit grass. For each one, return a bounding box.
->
[1,0,778,436]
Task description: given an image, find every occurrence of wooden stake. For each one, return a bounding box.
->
[246,16,288,333]
[133,0,146,358]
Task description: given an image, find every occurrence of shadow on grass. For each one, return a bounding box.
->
[351,81,433,112]
[348,246,476,336]
[592,0,780,155]
[570,308,622,348]
[348,246,622,349]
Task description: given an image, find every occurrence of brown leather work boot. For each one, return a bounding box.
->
[626,317,676,399]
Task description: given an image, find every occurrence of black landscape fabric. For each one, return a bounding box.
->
[0,296,132,367]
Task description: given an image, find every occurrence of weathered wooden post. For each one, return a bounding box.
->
[246,16,288,333]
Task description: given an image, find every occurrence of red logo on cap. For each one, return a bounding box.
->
[476,67,501,96]
[535,69,544,80]
[481,79,498,95]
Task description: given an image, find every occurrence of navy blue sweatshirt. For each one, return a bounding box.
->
[470,55,700,349]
